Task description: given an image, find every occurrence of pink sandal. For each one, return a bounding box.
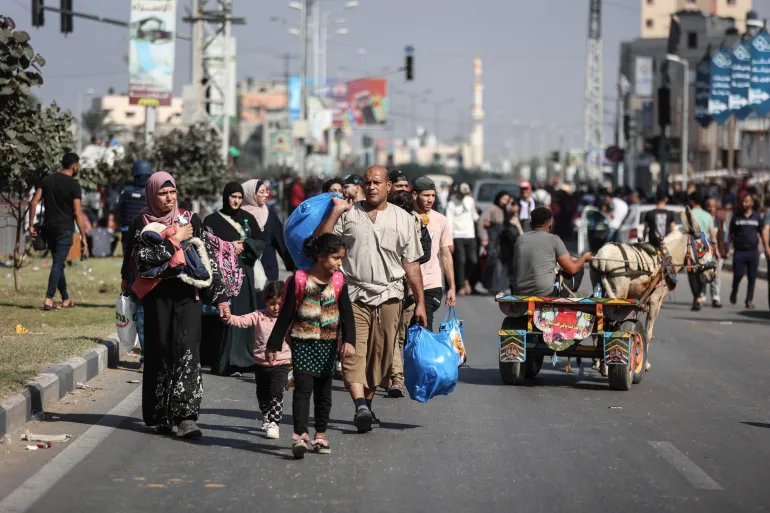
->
[291,433,310,459]
[312,437,331,455]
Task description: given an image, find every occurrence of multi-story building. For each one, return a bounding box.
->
[641,0,751,38]
[94,94,185,141]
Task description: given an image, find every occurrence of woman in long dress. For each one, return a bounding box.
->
[478,191,513,295]
[202,182,265,376]
[123,172,227,438]
[241,179,295,309]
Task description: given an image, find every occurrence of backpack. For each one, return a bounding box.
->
[284,269,345,309]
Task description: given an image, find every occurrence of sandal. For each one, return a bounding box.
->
[42,302,60,311]
[312,437,331,455]
[292,433,310,459]
[60,300,75,308]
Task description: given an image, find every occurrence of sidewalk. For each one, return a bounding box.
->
[0,334,128,438]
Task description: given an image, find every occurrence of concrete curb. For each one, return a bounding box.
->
[0,333,126,437]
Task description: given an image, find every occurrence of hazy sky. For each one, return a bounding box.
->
[6,0,770,162]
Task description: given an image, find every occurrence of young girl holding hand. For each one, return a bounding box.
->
[266,234,355,459]
[221,281,289,439]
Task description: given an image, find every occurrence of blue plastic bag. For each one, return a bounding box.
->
[284,192,336,270]
[439,306,467,366]
[404,325,460,403]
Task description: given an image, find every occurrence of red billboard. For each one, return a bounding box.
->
[329,78,389,129]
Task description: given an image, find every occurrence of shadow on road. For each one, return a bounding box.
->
[458,365,610,391]
[737,310,770,321]
[741,421,770,429]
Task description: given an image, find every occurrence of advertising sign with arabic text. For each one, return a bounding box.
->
[750,30,770,116]
[128,0,177,106]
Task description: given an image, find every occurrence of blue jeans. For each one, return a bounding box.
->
[46,231,73,300]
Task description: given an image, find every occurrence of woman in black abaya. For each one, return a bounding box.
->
[202,182,265,376]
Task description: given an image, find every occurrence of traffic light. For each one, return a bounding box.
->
[32,0,45,28]
[550,151,560,162]
[60,0,73,34]
[405,55,413,81]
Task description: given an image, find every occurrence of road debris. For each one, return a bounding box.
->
[76,382,90,389]
[608,406,623,410]
[127,379,140,384]
[15,324,29,334]
[21,431,71,443]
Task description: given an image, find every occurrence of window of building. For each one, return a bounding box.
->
[646,18,654,28]
[727,0,736,5]
[126,112,136,119]
[646,0,653,4]
[686,0,696,4]
[687,32,698,48]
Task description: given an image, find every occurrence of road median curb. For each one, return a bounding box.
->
[0,332,126,438]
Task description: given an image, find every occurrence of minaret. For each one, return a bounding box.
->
[471,57,484,168]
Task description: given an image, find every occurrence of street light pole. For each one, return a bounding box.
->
[76,88,96,154]
[667,54,689,193]
[298,0,311,178]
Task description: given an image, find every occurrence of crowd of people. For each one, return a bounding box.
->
[26,151,770,459]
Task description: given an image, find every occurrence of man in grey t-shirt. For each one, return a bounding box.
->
[512,207,592,296]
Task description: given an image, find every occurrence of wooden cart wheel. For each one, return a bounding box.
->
[499,317,526,386]
[631,320,648,385]
[607,320,637,391]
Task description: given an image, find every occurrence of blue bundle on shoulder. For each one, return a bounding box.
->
[284,192,337,270]
[403,325,460,403]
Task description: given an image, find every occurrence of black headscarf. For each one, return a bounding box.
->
[221,182,246,222]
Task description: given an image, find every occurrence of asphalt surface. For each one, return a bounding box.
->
[2,273,770,512]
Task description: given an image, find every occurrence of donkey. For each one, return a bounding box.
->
[589,208,717,371]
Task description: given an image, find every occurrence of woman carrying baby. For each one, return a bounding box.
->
[122,172,228,438]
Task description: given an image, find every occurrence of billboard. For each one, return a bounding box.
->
[268,130,293,158]
[634,56,653,98]
[329,78,388,129]
[128,0,177,106]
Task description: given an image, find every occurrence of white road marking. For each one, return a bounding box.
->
[648,441,723,490]
[0,388,142,513]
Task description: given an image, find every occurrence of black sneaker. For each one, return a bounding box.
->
[353,407,372,433]
[177,420,202,438]
[370,411,381,428]
[691,301,702,311]
[730,291,738,305]
[387,381,405,398]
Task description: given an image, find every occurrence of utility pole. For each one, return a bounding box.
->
[183,0,245,163]
[583,0,604,182]
[297,0,311,178]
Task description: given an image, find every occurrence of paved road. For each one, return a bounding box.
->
[1,273,770,512]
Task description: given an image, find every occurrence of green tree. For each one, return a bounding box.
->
[0,15,73,291]
[154,122,227,198]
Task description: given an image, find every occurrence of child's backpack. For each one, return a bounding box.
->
[283,269,345,309]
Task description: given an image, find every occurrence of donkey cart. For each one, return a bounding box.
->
[495,295,647,391]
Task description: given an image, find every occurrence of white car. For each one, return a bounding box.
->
[577,204,686,253]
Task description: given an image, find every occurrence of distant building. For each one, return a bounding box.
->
[619,10,765,192]
[641,0,751,38]
[237,79,290,168]
[94,94,184,141]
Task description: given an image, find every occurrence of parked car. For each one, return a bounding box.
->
[577,203,686,253]
[473,180,520,214]
[616,204,686,243]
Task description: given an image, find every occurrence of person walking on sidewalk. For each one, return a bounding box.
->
[446,183,479,296]
[728,194,763,309]
[761,198,770,309]
[29,152,88,311]
[411,176,456,329]
[220,281,290,440]
[265,235,356,459]
[317,165,426,432]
